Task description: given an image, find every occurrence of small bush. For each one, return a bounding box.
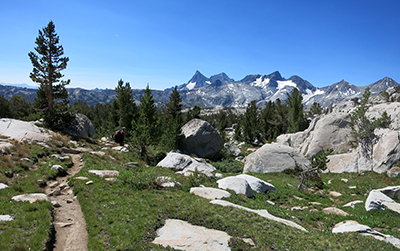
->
[213,158,243,173]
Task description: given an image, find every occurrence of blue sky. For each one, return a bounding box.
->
[1,0,400,90]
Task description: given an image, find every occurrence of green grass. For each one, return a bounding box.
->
[0,136,86,251]
[70,150,400,250]
[2,137,400,250]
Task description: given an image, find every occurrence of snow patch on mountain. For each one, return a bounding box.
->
[277,80,297,89]
[303,89,325,103]
[186,82,196,90]
[252,77,270,88]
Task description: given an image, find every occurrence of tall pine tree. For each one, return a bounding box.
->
[115,79,137,132]
[286,88,308,133]
[28,21,73,130]
[132,85,158,157]
[161,86,183,150]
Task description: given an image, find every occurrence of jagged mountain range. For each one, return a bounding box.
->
[1,71,398,108]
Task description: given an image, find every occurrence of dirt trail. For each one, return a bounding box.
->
[45,153,88,251]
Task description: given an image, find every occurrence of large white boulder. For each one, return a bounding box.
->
[0,118,52,142]
[216,176,254,198]
[157,151,216,177]
[64,113,95,138]
[243,144,310,173]
[180,119,224,159]
[235,174,276,193]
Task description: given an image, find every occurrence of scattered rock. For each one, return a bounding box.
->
[157,151,216,177]
[152,219,231,251]
[235,174,276,193]
[66,199,73,204]
[12,193,49,203]
[154,176,181,189]
[85,181,93,185]
[88,170,119,178]
[74,176,89,181]
[343,200,363,209]
[211,200,307,232]
[0,215,13,221]
[90,151,106,157]
[112,146,129,152]
[322,207,349,216]
[48,181,59,188]
[291,206,308,211]
[217,176,254,198]
[52,201,62,207]
[309,202,322,206]
[293,195,305,201]
[341,178,348,183]
[59,183,69,190]
[20,157,32,162]
[266,200,275,205]
[190,186,231,200]
[180,119,224,159]
[49,189,62,197]
[0,183,9,190]
[332,220,400,249]
[243,144,310,173]
[329,191,343,197]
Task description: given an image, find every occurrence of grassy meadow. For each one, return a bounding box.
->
[1,135,400,250]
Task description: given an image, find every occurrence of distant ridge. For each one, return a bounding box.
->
[1,83,38,89]
[1,71,398,108]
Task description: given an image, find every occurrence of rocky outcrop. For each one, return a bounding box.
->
[152,219,232,251]
[0,118,52,142]
[64,113,95,138]
[277,102,400,176]
[243,144,310,173]
[180,119,224,159]
[276,112,353,158]
[365,186,400,213]
[157,151,216,177]
[332,220,400,249]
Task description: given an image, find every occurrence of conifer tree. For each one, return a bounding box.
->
[115,79,137,132]
[132,85,158,157]
[162,86,183,150]
[260,101,277,141]
[286,88,308,133]
[349,87,391,159]
[242,100,261,144]
[28,21,73,130]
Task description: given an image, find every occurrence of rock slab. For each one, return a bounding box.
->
[152,219,231,251]
[333,220,400,249]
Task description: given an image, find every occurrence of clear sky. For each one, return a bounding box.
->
[1,0,400,90]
